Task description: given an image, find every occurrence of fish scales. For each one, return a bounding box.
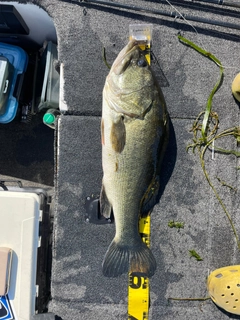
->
[100,41,168,277]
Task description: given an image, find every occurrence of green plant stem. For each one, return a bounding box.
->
[168,297,210,301]
[178,34,224,143]
[216,177,237,192]
[179,34,240,252]
[189,249,203,261]
[102,47,111,69]
[200,142,240,250]
[213,147,240,157]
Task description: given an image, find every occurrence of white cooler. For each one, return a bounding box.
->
[0,189,52,320]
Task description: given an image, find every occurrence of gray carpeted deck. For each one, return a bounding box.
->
[2,0,240,319]
[39,1,240,319]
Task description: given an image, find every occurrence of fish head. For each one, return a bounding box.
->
[105,41,155,118]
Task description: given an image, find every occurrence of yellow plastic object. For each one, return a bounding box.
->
[207,265,240,315]
[128,216,150,320]
[232,73,240,102]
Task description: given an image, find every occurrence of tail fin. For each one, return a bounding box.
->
[102,239,156,277]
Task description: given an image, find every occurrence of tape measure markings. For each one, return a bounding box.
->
[128,216,151,320]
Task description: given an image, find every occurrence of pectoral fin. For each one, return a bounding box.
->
[100,184,112,218]
[110,115,126,153]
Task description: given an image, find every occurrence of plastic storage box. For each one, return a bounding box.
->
[37,42,59,111]
[0,42,28,124]
[0,186,53,320]
[0,57,14,116]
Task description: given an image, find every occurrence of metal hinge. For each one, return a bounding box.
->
[84,194,114,225]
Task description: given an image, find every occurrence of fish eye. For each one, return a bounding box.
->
[137,59,147,67]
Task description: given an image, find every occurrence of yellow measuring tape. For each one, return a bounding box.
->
[128,24,152,320]
[128,216,151,320]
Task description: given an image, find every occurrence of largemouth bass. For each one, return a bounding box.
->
[100,41,168,277]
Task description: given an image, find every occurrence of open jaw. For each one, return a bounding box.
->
[111,41,140,75]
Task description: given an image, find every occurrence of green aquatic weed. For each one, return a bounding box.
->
[168,296,210,301]
[179,34,240,251]
[178,34,224,144]
[216,176,237,192]
[189,250,203,261]
[102,47,111,69]
[168,220,184,229]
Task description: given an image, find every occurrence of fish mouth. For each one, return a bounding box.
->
[111,40,140,75]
